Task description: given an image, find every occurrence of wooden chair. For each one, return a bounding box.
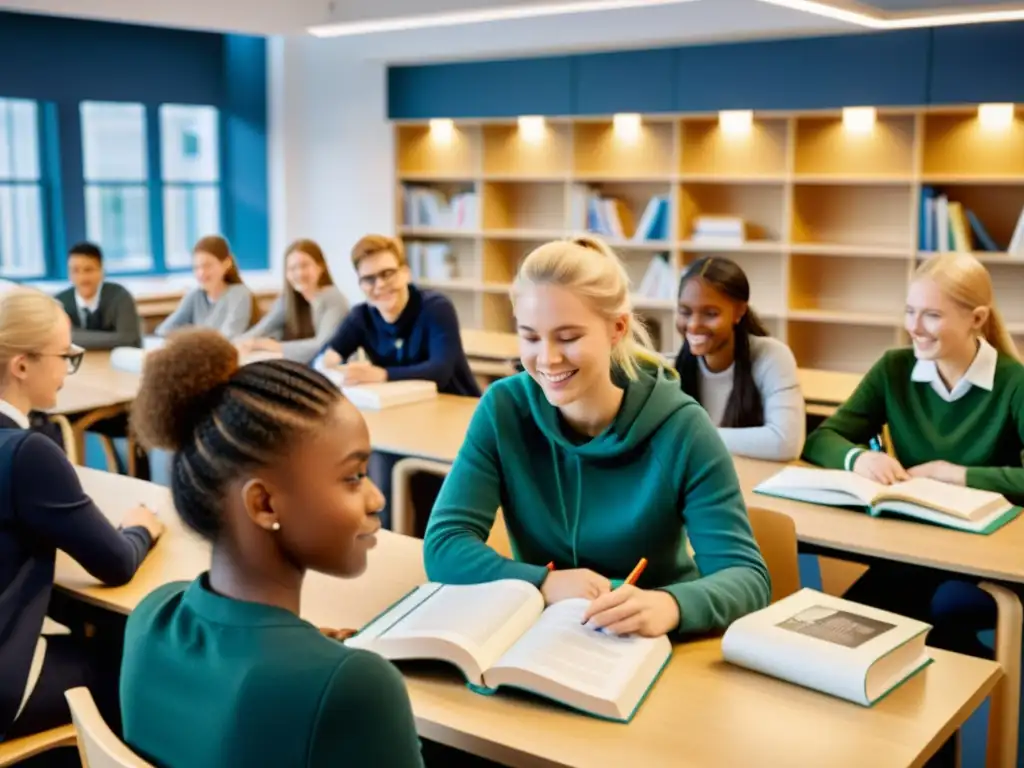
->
[391,457,510,553]
[746,507,800,603]
[0,724,76,767]
[976,582,1022,768]
[65,687,154,768]
[51,413,79,466]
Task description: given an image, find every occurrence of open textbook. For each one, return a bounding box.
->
[754,466,1020,534]
[345,579,673,722]
[722,588,932,706]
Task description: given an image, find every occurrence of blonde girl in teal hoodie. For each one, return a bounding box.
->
[424,235,770,638]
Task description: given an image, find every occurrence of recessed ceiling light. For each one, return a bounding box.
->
[756,0,1024,29]
[308,0,701,37]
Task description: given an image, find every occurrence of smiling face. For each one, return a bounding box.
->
[356,249,410,321]
[676,277,745,360]
[193,250,232,292]
[905,276,985,361]
[285,249,325,297]
[515,282,625,409]
[264,399,385,578]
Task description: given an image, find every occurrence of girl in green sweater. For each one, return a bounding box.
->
[424,235,770,639]
[803,252,1024,659]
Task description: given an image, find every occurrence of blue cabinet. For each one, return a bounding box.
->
[929,22,1024,104]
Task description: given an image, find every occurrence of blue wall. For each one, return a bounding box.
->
[388,22,1024,119]
[0,10,269,274]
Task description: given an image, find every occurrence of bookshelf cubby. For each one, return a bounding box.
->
[395,105,1024,372]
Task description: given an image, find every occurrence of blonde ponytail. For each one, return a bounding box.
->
[511,234,670,381]
[914,253,1020,361]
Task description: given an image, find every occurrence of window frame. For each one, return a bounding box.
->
[0,97,53,280]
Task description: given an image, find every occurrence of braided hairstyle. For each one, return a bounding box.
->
[675,256,770,429]
[130,328,343,541]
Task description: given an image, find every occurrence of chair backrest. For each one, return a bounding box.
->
[391,457,510,553]
[64,687,154,768]
[0,724,76,767]
[746,507,801,603]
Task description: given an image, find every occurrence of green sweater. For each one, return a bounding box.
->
[423,367,771,636]
[120,575,424,768]
[802,348,1024,504]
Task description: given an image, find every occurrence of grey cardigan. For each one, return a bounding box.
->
[238,285,349,364]
[155,284,254,339]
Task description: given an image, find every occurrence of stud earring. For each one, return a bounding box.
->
[271,521,281,531]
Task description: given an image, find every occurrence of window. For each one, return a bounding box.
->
[81,101,153,272]
[160,105,220,269]
[0,98,46,278]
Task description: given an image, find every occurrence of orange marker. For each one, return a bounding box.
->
[546,561,555,571]
[624,557,648,586]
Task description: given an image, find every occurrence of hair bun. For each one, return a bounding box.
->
[131,328,239,453]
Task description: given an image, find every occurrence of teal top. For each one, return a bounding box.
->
[120,574,425,768]
[423,366,771,636]
[802,347,1024,504]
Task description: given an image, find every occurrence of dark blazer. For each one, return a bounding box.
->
[0,412,64,452]
[0,429,152,737]
[55,283,143,350]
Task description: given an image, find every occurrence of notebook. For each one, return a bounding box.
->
[754,466,1020,534]
[345,579,672,722]
[722,588,932,706]
[321,369,438,409]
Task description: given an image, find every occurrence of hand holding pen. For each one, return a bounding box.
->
[580,557,680,638]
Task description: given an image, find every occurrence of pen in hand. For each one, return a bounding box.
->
[582,557,648,627]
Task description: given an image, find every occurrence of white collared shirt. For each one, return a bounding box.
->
[75,285,103,323]
[0,398,29,429]
[911,337,997,403]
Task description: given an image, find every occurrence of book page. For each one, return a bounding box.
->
[382,580,545,673]
[757,466,881,506]
[487,598,670,706]
[880,478,1007,521]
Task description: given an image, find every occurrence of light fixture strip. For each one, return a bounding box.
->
[755,0,1024,30]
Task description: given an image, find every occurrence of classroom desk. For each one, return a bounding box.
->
[56,467,1000,768]
[461,328,520,362]
[361,394,481,462]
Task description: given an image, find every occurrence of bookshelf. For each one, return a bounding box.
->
[394,106,1024,374]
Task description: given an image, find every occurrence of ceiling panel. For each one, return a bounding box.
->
[855,0,1018,8]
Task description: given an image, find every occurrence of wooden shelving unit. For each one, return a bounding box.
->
[394,105,1024,373]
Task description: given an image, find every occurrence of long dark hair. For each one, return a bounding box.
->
[283,239,334,341]
[674,256,770,428]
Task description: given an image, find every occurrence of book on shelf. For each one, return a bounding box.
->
[721,588,932,707]
[401,184,478,230]
[569,184,668,242]
[754,465,1020,534]
[635,254,675,302]
[406,241,456,281]
[690,215,746,247]
[346,579,673,722]
[919,185,1022,255]
[320,369,438,410]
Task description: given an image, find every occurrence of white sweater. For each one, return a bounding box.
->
[697,335,806,462]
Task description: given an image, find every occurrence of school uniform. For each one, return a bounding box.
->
[0,411,153,741]
[802,339,1024,658]
[424,364,771,637]
[120,575,425,767]
[0,402,64,451]
[55,283,143,351]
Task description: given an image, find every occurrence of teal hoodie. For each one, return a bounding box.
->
[423,365,771,636]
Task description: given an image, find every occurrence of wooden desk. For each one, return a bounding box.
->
[57,468,1000,768]
[461,329,519,362]
[361,394,480,462]
[798,368,862,408]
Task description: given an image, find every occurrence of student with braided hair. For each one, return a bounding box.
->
[119,328,424,767]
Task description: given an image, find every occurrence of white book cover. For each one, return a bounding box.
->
[722,588,932,706]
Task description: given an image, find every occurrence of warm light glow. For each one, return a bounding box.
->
[309,0,701,37]
[843,107,876,134]
[719,110,753,136]
[518,116,546,143]
[613,113,642,141]
[429,118,454,144]
[755,0,1024,30]
[978,103,1015,130]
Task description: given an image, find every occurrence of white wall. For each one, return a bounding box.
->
[268,35,395,304]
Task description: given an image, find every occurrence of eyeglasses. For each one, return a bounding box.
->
[358,268,399,290]
[31,344,85,375]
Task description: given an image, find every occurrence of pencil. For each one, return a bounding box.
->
[624,557,647,586]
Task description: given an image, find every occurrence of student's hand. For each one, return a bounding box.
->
[121,505,165,542]
[540,568,611,605]
[907,460,967,486]
[320,627,357,641]
[321,349,343,369]
[852,451,909,485]
[251,338,282,353]
[340,362,388,385]
[582,585,680,638]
